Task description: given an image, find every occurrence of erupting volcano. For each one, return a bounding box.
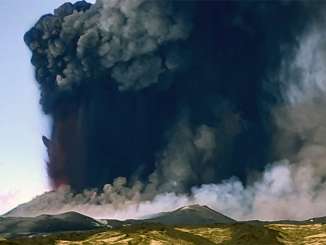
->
[15,0,326,222]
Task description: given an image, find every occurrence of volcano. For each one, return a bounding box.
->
[141,204,236,225]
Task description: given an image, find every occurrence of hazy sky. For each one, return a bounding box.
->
[0,0,94,215]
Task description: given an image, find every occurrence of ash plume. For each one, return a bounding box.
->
[24,0,193,189]
[17,0,326,220]
[26,0,191,98]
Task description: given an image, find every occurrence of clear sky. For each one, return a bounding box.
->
[0,0,94,215]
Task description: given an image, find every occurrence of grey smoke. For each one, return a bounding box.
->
[26,0,192,95]
[112,55,163,91]
[7,160,326,221]
[144,106,244,194]
[151,121,217,193]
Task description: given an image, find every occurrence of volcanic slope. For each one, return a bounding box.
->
[3,205,326,244]
[0,212,101,238]
[6,223,326,245]
[141,204,236,225]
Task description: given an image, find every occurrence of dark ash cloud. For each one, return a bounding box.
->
[20,0,326,221]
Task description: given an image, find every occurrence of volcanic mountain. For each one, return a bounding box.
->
[1,204,235,237]
[3,205,326,244]
[140,204,236,225]
[0,212,101,238]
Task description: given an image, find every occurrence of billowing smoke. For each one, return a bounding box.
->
[7,161,326,221]
[25,0,193,189]
[17,0,326,220]
[26,0,191,96]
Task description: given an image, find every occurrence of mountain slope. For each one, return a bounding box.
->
[0,212,102,238]
[141,205,236,225]
[6,223,284,245]
[6,222,326,245]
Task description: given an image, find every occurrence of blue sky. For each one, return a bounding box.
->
[0,0,94,215]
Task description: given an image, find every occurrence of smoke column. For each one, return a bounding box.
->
[14,0,326,220]
[24,0,193,190]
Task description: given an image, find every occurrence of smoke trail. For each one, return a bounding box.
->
[16,1,326,221]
